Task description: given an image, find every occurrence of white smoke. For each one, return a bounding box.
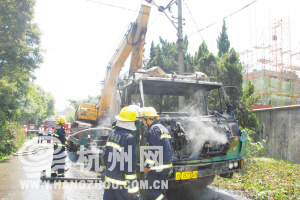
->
[179,90,228,158]
[185,121,228,158]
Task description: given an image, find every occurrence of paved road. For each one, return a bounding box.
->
[0,138,250,200]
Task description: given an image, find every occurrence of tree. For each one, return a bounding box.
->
[0,0,43,158]
[147,34,259,130]
[236,81,260,130]
[19,83,56,127]
[197,41,209,60]
[0,0,43,122]
[217,20,230,58]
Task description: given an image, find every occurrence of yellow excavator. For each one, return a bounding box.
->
[74,5,151,125]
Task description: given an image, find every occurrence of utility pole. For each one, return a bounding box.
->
[177,0,185,109]
[177,0,184,75]
[145,0,185,108]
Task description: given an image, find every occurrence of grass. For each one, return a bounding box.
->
[212,157,300,199]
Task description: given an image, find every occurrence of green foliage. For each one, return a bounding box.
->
[236,81,260,130]
[0,78,22,122]
[65,108,76,123]
[68,95,101,109]
[0,120,25,159]
[242,128,266,158]
[217,20,230,57]
[19,83,56,127]
[145,21,258,130]
[213,158,300,199]
[147,36,190,73]
[0,0,43,82]
[0,0,45,159]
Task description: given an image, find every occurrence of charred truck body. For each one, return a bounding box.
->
[68,5,247,188]
[117,66,247,186]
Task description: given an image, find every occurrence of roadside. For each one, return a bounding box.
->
[0,137,103,200]
[0,137,252,200]
[212,158,300,199]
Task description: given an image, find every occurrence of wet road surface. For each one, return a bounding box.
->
[0,138,250,200]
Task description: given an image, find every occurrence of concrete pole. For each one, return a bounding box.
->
[178,0,184,75]
[178,0,185,109]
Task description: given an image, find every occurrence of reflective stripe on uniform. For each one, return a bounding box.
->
[160,134,171,139]
[54,143,65,146]
[146,159,156,165]
[125,174,137,180]
[150,164,173,170]
[128,186,139,193]
[105,176,127,186]
[156,194,164,200]
[53,133,59,137]
[57,173,64,177]
[106,142,122,152]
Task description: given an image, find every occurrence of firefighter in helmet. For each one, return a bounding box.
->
[51,116,68,177]
[139,107,172,200]
[103,106,140,200]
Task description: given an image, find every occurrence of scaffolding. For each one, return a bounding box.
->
[240,19,300,107]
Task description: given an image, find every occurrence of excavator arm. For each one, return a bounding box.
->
[75,5,151,124]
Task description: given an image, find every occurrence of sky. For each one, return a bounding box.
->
[33,0,300,111]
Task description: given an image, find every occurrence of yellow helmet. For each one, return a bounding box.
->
[56,116,66,124]
[115,106,137,122]
[140,107,159,118]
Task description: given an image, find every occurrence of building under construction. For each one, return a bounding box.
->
[240,19,300,107]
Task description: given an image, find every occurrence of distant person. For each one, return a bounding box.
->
[51,117,68,177]
[47,127,53,143]
[23,125,27,137]
[38,126,44,144]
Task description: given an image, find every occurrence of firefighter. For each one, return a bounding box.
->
[139,107,172,200]
[51,116,68,178]
[103,106,140,200]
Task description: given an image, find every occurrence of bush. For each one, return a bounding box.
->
[242,128,266,158]
[0,120,25,159]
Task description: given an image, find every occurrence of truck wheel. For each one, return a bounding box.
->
[194,175,215,188]
[68,141,77,152]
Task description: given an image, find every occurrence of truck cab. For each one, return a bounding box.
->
[118,66,247,186]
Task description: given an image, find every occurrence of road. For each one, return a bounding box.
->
[0,138,250,200]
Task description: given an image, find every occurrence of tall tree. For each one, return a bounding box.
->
[217,20,230,58]
[197,41,209,60]
[0,0,43,158]
[0,0,43,123]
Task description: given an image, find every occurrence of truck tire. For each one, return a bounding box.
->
[68,140,78,152]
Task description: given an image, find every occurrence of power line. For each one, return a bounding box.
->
[187,0,258,38]
[86,0,146,14]
[183,1,204,41]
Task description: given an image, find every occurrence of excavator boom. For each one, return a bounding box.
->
[75,5,151,124]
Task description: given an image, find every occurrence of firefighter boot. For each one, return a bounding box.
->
[51,172,57,177]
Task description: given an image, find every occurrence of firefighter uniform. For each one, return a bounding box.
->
[139,107,172,200]
[51,117,67,177]
[103,106,140,200]
[145,120,172,200]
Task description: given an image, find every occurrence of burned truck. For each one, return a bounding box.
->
[117,66,247,186]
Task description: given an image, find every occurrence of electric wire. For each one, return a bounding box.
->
[183,1,204,41]
[85,0,144,86]
[187,0,258,38]
[86,0,137,12]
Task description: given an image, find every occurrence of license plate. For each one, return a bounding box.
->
[175,171,198,180]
